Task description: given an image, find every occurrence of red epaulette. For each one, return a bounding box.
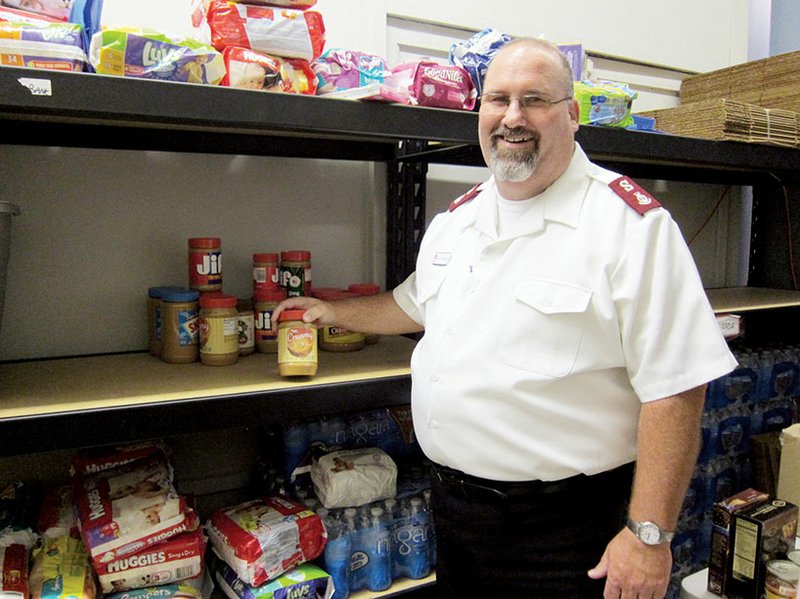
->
[608,176,662,215]
[448,183,482,212]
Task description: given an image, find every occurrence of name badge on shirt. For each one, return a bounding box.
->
[433,252,451,266]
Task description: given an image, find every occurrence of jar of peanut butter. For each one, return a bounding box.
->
[199,293,239,366]
[147,285,185,357]
[254,287,287,354]
[237,298,255,356]
[277,310,318,376]
[161,289,200,363]
[253,252,280,294]
[188,237,222,292]
[280,250,311,297]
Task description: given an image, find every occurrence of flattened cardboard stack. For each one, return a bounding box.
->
[636,50,800,148]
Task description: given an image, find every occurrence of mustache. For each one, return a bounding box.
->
[491,126,539,143]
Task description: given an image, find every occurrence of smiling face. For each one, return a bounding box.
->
[478,39,580,200]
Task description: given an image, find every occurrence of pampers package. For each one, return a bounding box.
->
[574,79,638,127]
[205,495,326,587]
[312,48,388,94]
[205,0,325,61]
[72,454,199,565]
[449,27,511,97]
[28,535,97,599]
[89,27,225,84]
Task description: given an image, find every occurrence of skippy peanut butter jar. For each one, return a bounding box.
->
[277,310,318,376]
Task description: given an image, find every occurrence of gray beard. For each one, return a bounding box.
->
[489,147,538,182]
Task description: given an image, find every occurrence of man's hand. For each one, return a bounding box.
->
[587,527,672,599]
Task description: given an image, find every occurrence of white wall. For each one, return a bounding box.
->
[0,0,753,360]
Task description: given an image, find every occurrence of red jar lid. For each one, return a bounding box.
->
[254,288,288,302]
[281,250,311,262]
[189,237,221,248]
[279,309,308,322]
[348,283,380,296]
[253,253,279,263]
[199,293,237,308]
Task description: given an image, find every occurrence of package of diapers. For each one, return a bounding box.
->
[311,447,397,509]
[221,46,316,94]
[89,27,225,84]
[380,60,476,110]
[210,551,332,599]
[73,456,199,565]
[28,535,96,599]
[449,27,511,97]
[2,0,74,21]
[574,79,638,127]
[205,496,326,587]
[205,1,325,61]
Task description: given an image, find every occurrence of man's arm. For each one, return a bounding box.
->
[271,291,423,336]
[588,384,706,598]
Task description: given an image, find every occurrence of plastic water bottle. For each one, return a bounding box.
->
[366,507,392,592]
[423,489,436,567]
[323,516,352,599]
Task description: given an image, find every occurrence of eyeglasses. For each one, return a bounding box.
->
[481,93,572,112]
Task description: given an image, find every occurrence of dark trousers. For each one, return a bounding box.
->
[430,462,635,598]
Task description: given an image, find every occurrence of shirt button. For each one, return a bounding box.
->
[428,420,438,430]
[431,375,440,383]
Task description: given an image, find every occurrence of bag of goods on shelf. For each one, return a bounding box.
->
[71,442,170,477]
[221,46,316,94]
[379,60,477,110]
[0,481,40,550]
[89,27,225,84]
[310,447,398,509]
[312,48,388,95]
[205,1,325,61]
[205,495,326,587]
[37,486,80,540]
[72,455,200,565]
[209,551,332,599]
[0,544,30,599]
[574,79,638,127]
[104,571,211,599]
[28,535,97,599]
[1,0,74,21]
[95,529,207,593]
[449,27,510,97]
[0,19,86,71]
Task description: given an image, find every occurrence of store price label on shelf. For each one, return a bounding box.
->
[716,313,742,340]
[17,77,52,96]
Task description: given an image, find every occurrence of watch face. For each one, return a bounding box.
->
[639,522,661,544]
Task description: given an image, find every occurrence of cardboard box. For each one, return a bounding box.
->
[778,424,800,516]
[728,499,798,598]
[707,488,769,595]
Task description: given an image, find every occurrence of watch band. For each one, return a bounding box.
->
[626,516,675,545]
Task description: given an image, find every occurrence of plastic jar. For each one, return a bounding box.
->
[199,293,239,366]
[314,290,365,352]
[277,309,318,376]
[765,560,800,599]
[253,252,280,293]
[237,298,255,356]
[188,237,222,292]
[161,289,200,364]
[280,250,311,297]
[147,285,185,357]
[254,287,287,354]
[348,283,381,345]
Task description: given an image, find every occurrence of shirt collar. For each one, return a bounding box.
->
[470,142,592,238]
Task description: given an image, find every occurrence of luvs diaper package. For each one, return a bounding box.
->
[89,27,225,84]
[574,79,638,127]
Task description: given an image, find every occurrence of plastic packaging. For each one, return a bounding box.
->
[222,47,317,94]
[277,309,317,376]
[199,293,239,366]
[312,48,388,94]
[161,289,200,363]
[449,27,511,97]
[382,60,476,110]
[574,79,638,127]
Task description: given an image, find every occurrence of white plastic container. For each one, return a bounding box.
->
[0,202,20,339]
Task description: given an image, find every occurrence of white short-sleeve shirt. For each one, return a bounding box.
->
[393,143,737,482]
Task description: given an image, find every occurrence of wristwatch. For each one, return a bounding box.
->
[626,517,675,545]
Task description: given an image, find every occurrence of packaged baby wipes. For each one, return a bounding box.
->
[89,27,225,84]
[311,447,398,509]
[28,535,96,599]
[73,456,199,565]
[449,27,510,97]
[205,496,326,587]
[221,46,316,94]
[574,79,638,127]
[205,1,325,61]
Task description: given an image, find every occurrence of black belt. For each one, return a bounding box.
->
[431,462,634,501]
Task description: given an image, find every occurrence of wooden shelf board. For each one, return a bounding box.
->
[350,572,436,598]
[707,287,800,313]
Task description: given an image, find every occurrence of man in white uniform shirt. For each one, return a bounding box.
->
[274,38,736,598]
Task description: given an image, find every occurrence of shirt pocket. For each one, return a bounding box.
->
[500,279,593,377]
